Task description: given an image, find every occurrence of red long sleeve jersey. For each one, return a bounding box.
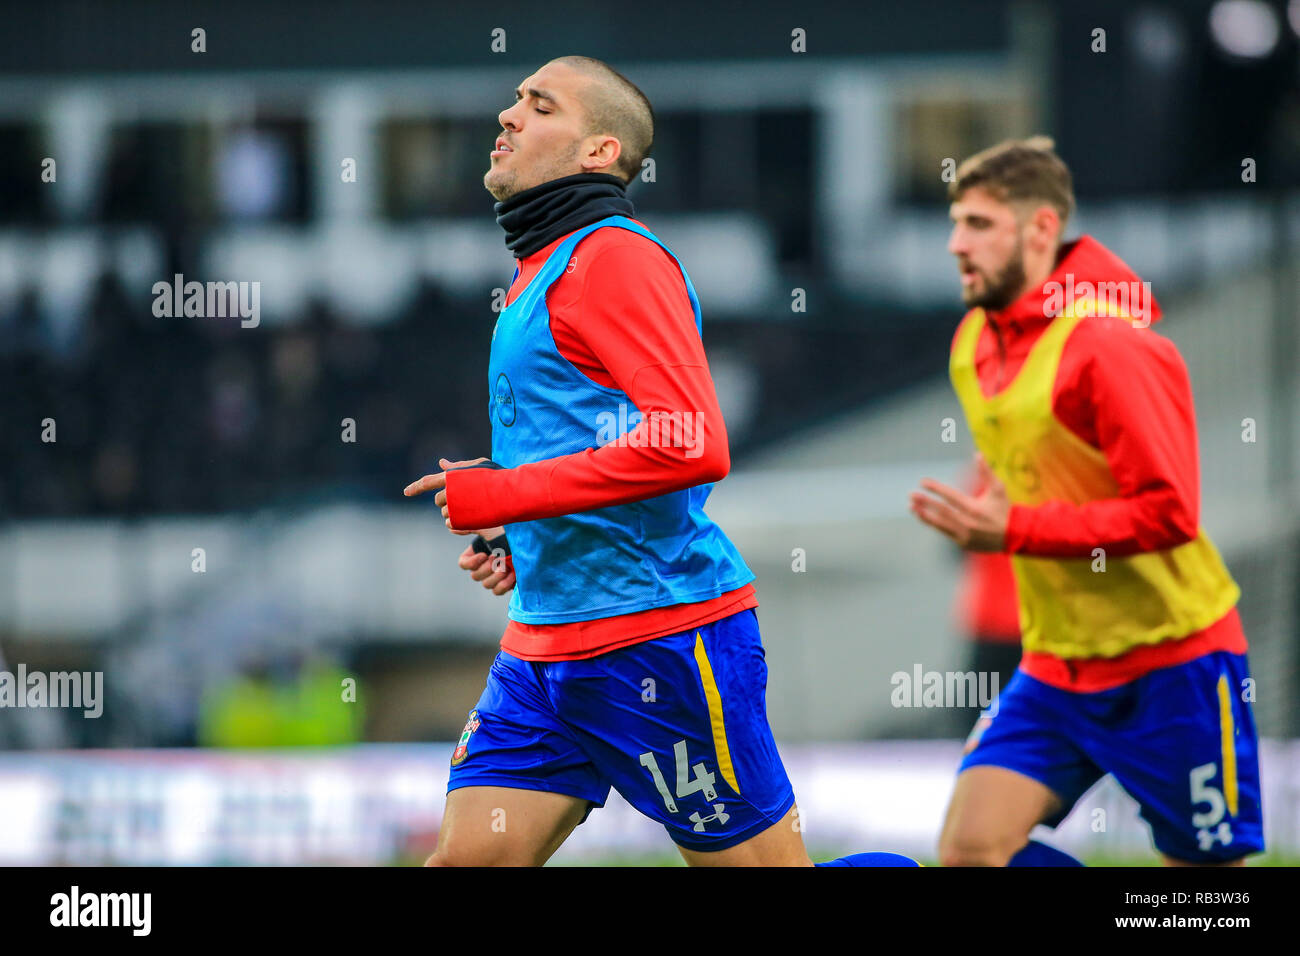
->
[963,236,1244,691]
[445,222,756,661]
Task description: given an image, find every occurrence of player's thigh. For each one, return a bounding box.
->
[676,803,811,867]
[431,652,610,866]
[426,785,589,867]
[940,670,1094,865]
[555,610,804,863]
[939,764,1062,865]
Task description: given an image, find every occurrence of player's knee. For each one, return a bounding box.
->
[424,846,505,866]
[424,841,540,867]
[939,844,1012,867]
[424,841,486,867]
[938,830,1018,867]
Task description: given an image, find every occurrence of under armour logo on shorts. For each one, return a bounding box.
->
[1197,821,1233,852]
[689,803,730,832]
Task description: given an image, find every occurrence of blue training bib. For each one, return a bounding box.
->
[487,215,753,624]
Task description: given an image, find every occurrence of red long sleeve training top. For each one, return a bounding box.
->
[963,236,1245,691]
[445,222,756,661]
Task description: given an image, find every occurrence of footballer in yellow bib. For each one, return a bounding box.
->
[911,138,1263,866]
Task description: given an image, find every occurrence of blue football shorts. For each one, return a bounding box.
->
[960,650,1264,862]
[446,608,796,852]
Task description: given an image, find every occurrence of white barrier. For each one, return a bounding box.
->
[1,741,1295,865]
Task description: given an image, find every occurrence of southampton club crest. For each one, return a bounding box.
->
[963,713,993,756]
[451,710,481,767]
[494,372,516,427]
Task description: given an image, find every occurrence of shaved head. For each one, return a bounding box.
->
[547,55,654,184]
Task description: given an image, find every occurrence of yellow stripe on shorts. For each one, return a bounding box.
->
[693,632,740,795]
[1216,674,1239,817]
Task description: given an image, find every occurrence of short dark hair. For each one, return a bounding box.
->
[949,135,1075,229]
[549,55,654,184]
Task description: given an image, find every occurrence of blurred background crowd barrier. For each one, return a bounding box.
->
[2,741,1298,865]
[1,0,1298,861]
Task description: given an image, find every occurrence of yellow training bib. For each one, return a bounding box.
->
[948,304,1238,659]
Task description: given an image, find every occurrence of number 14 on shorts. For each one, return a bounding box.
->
[639,740,718,812]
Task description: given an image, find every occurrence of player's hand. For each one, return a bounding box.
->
[403,457,489,531]
[909,454,1010,552]
[457,528,515,595]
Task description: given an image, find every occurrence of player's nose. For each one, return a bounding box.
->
[947,226,967,257]
[498,101,523,130]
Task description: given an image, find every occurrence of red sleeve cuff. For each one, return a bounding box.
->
[1004,503,1034,553]
[444,466,509,530]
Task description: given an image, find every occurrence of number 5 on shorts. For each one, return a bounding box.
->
[1189,762,1226,827]
[639,739,718,813]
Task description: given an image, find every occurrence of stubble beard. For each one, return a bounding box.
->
[484,164,519,202]
[964,238,1028,312]
[484,141,584,202]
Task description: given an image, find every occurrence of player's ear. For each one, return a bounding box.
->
[1028,204,1060,251]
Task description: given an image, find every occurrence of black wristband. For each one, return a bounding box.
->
[472,532,510,556]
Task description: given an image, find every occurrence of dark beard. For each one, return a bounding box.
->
[966,249,1027,312]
